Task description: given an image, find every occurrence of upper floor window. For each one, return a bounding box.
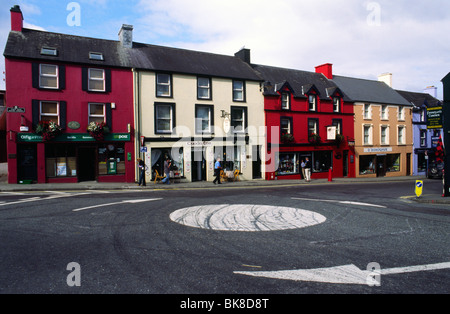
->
[40,64,58,89]
[89,52,104,61]
[40,101,59,124]
[364,104,371,119]
[155,103,175,134]
[308,94,317,111]
[198,77,211,100]
[380,125,389,145]
[156,73,172,97]
[40,47,58,56]
[280,117,292,135]
[333,97,341,112]
[420,129,427,147]
[233,80,245,102]
[88,68,105,92]
[281,92,290,110]
[231,106,247,133]
[332,119,342,135]
[195,105,213,134]
[363,125,373,145]
[420,109,426,122]
[398,107,405,121]
[88,103,105,124]
[308,118,318,137]
[398,126,405,144]
[381,105,388,120]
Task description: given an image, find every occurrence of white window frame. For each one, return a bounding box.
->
[398,125,406,145]
[156,73,171,97]
[155,104,173,134]
[420,129,427,147]
[333,97,341,112]
[363,103,372,119]
[381,105,388,120]
[363,124,373,145]
[380,125,389,145]
[88,68,105,92]
[398,107,405,121]
[88,103,106,124]
[280,117,292,135]
[39,64,59,89]
[281,92,290,110]
[231,107,246,134]
[89,52,104,61]
[40,101,59,124]
[308,94,316,111]
[195,105,213,134]
[197,77,211,99]
[233,80,245,102]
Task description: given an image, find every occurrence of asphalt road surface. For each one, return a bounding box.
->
[0,179,448,299]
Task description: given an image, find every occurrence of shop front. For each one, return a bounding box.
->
[16,132,134,183]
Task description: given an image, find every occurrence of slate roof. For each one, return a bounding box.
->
[252,64,351,101]
[3,28,262,81]
[396,90,441,109]
[332,75,411,106]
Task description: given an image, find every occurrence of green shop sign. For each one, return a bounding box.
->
[17,133,130,142]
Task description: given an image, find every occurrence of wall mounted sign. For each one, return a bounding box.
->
[17,133,130,142]
[68,121,81,130]
[427,107,443,129]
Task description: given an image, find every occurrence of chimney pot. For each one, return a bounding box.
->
[235,47,251,64]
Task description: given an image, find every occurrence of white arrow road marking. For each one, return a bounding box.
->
[72,198,162,212]
[234,262,450,285]
[292,197,386,208]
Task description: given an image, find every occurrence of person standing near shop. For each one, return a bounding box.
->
[137,158,147,186]
[301,159,306,180]
[304,157,311,182]
[213,157,222,184]
[161,157,171,185]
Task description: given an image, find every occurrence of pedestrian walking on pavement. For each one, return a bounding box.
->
[304,157,311,182]
[161,157,171,185]
[213,158,222,184]
[137,158,147,186]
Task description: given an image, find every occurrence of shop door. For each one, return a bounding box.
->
[343,150,349,177]
[376,155,386,177]
[252,145,262,179]
[17,144,37,182]
[78,147,97,182]
[191,148,206,182]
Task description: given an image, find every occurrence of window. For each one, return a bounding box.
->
[386,154,400,172]
[233,80,245,102]
[308,119,318,137]
[281,93,290,110]
[398,107,404,120]
[88,103,105,124]
[156,73,172,97]
[381,105,388,120]
[420,109,426,122]
[88,68,105,91]
[312,151,333,173]
[40,47,57,56]
[89,52,104,61]
[359,155,376,175]
[420,129,427,147]
[215,146,242,172]
[364,104,371,119]
[45,144,76,178]
[280,118,292,135]
[398,126,405,144]
[333,97,341,112]
[39,64,58,89]
[380,126,389,145]
[40,101,59,123]
[197,77,211,100]
[98,143,126,175]
[155,103,175,134]
[332,119,342,135]
[231,106,247,133]
[278,153,298,175]
[363,125,372,145]
[195,105,213,134]
[308,94,317,111]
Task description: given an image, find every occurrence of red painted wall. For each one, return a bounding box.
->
[265,90,355,180]
[5,58,135,183]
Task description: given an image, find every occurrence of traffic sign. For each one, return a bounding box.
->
[415,180,423,198]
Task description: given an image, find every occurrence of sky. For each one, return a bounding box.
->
[1,0,449,99]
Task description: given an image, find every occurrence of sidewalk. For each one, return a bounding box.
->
[1,175,449,204]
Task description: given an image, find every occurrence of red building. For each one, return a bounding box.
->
[4,6,135,183]
[252,63,356,180]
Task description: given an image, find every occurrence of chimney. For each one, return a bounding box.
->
[235,47,251,64]
[378,73,393,87]
[118,24,133,48]
[315,63,333,79]
[423,86,437,98]
[10,5,23,32]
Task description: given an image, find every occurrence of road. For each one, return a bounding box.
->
[0,179,448,298]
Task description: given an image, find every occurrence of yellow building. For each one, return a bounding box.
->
[334,74,413,177]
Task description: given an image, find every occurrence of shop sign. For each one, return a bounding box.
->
[17,133,130,142]
[427,107,443,129]
[363,147,392,153]
[187,141,212,147]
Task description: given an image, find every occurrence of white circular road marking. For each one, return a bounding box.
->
[169,204,326,232]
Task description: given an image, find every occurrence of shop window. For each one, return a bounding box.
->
[45,144,77,177]
[277,153,299,175]
[360,155,376,175]
[98,143,125,175]
[150,148,184,180]
[386,154,400,172]
[417,153,427,172]
[312,151,332,173]
[215,146,242,172]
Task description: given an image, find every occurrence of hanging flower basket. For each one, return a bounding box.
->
[335,134,345,147]
[87,121,109,141]
[35,121,62,141]
[281,133,295,144]
[308,133,321,144]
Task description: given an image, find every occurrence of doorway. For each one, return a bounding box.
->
[376,155,386,177]
[191,147,206,182]
[78,146,97,182]
[252,145,262,179]
[343,150,349,177]
[17,144,37,182]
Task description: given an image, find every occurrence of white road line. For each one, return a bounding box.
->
[292,197,386,208]
[72,198,162,212]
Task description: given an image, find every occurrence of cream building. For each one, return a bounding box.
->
[132,47,264,183]
[333,74,413,177]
